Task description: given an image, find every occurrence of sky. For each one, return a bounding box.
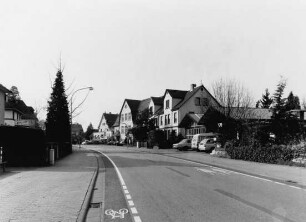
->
[1,0,306,130]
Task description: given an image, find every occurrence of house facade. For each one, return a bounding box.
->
[0,84,10,125]
[95,112,118,140]
[118,98,151,140]
[156,84,222,139]
[5,100,38,128]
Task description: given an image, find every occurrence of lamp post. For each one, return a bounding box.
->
[70,86,94,146]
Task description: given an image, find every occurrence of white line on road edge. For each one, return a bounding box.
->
[177,156,303,190]
[134,216,142,222]
[100,152,142,222]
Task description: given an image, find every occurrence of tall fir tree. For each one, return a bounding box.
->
[259,88,273,108]
[272,79,287,120]
[46,69,71,154]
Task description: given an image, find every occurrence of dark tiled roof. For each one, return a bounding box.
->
[138,98,151,112]
[126,99,141,112]
[154,107,164,115]
[166,89,188,99]
[151,96,164,106]
[6,100,37,120]
[113,116,120,127]
[104,113,118,127]
[172,85,222,111]
[0,84,10,93]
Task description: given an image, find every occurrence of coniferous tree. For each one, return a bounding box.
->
[46,69,71,155]
[285,91,300,110]
[85,123,95,140]
[272,79,287,120]
[259,88,273,108]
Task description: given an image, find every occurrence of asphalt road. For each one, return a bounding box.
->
[88,145,306,222]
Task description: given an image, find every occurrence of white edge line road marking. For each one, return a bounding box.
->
[130,207,138,214]
[100,152,142,222]
[180,157,302,190]
[134,216,142,222]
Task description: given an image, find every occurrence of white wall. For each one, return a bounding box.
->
[120,101,134,140]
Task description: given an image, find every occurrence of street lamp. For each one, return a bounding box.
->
[70,86,94,124]
[70,86,93,146]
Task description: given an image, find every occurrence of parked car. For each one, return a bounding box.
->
[173,139,191,151]
[198,137,221,152]
[191,133,219,150]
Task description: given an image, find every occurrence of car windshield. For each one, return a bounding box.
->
[179,139,189,144]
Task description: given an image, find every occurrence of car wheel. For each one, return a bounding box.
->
[178,147,181,151]
[183,146,188,151]
[196,148,200,152]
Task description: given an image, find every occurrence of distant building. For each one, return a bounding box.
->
[0,84,11,125]
[71,123,84,144]
[95,112,118,140]
[5,99,38,128]
[118,98,151,140]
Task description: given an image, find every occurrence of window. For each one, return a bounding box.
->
[160,116,163,125]
[195,97,200,106]
[195,97,209,106]
[121,114,124,122]
[166,100,170,109]
[128,113,132,120]
[121,126,124,134]
[165,115,167,125]
[149,107,153,115]
[125,113,127,121]
[174,112,177,123]
[168,114,170,125]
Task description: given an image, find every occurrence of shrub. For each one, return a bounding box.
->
[225,143,294,164]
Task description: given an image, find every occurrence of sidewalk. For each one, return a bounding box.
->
[0,148,98,222]
[131,146,306,188]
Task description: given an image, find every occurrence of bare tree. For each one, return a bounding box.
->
[211,78,254,120]
[302,98,306,110]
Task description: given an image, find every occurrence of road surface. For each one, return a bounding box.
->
[88,145,306,222]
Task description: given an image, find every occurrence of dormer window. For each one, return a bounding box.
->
[166,100,170,109]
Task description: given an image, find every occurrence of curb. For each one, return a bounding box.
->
[76,150,100,222]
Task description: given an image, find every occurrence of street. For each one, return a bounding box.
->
[88,145,306,222]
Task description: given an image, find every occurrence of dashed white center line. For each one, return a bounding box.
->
[128,200,135,206]
[126,194,132,200]
[124,189,129,194]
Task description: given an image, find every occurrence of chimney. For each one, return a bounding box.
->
[190,84,196,91]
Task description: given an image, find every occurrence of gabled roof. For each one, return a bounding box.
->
[138,98,151,112]
[0,84,10,94]
[151,96,164,106]
[119,98,151,122]
[178,113,205,128]
[98,113,118,129]
[164,89,188,99]
[113,116,120,127]
[172,85,222,111]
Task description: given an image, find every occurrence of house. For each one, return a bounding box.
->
[0,84,11,125]
[156,84,222,139]
[96,112,118,140]
[5,99,38,128]
[118,98,151,140]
